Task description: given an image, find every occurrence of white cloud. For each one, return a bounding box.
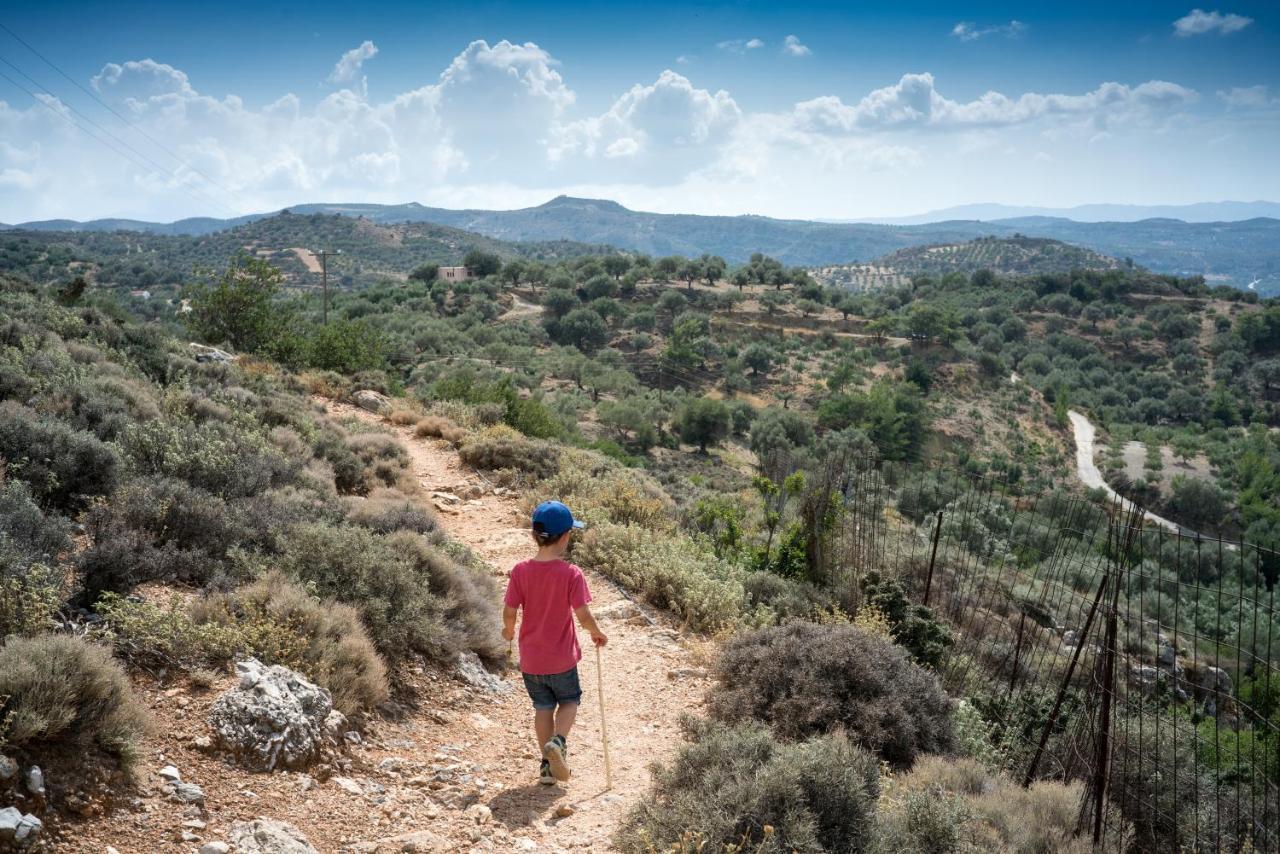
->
[782,35,811,56]
[1218,85,1275,108]
[552,70,741,183]
[951,20,1027,42]
[793,73,1197,133]
[675,54,692,65]
[2,38,1270,223]
[1173,9,1253,36]
[328,40,379,83]
[717,38,764,53]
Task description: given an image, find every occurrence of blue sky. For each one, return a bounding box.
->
[1,1,1277,221]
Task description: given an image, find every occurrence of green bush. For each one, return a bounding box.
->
[708,621,954,767]
[577,522,745,632]
[0,400,120,510]
[0,634,148,766]
[118,415,294,498]
[859,571,953,668]
[0,479,71,565]
[742,572,840,623]
[78,476,256,599]
[616,718,880,853]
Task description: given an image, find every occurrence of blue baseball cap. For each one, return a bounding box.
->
[532,500,584,537]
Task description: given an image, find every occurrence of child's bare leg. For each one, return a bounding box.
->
[534,709,555,747]
[553,702,578,739]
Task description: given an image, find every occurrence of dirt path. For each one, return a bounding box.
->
[499,295,542,323]
[63,404,708,853]
[321,399,711,851]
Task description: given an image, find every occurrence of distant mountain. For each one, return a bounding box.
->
[875,235,1127,277]
[846,200,1280,225]
[6,196,1279,294]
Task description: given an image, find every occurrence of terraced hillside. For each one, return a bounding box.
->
[874,235,1128,278]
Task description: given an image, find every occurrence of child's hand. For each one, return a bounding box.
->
[590,629,608,647]
[501,626,515,642]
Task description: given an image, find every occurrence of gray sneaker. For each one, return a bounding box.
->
[538,759,555,786]
[542,735,570,782]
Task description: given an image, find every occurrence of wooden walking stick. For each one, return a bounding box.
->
[595,644,613,790]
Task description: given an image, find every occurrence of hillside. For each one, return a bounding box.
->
[872,235,1127,278]
[11,197,1279,294]
[0,211,611,295]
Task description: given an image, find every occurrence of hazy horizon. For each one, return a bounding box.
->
[2,1,1278,223]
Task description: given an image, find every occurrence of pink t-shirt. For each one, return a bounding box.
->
[504,558,592,675]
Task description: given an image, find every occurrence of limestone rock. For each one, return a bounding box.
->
[595,600,643,622]
[171,782,205,805]
[199,843,231,854]
[353,390,390,414]
[0,756,15,782]
[227,818,318,854]
[455,651,512,695]
[0,809,42,848]
[366,829,448,852]
[24,766,44,797]
[208,659,335,772]
[159,764,182,782]
[189,342,237,364]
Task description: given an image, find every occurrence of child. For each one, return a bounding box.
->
[502,500,608,785]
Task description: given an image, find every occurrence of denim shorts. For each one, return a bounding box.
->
[522,667,582,710]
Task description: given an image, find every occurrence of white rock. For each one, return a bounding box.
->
[0,807,21,842]
[198,843,230,854]
[0,756,16,781]
[228,818,318,854]
[455,652,512,695]
[353,389,391,414]
[209,659,334,772]
[171,782,205,805]
[24,765,44,796]
[333,776,364,796]
[158,764,182,782]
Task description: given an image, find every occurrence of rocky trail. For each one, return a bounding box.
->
[62,401,710,853]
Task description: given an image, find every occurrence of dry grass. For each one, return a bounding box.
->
[414,415,467,445]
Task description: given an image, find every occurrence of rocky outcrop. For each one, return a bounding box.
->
[208,659,336,772]
[353,390,390,414]
[227,818,318,854]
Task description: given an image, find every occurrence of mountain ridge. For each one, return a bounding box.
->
[5,197,1279,294]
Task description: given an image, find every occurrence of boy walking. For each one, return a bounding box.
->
[502,500,607,785]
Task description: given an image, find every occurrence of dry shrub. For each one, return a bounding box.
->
[344,431,414,492]
[195,572,389,715]
[415,415,467,445]
[708,621,954,767]
[387,532,505,665]
[871,756,1090,854]
[387,406,422,426]
[298,370,350,399]
[616,717,879,853]
[459,432,559,480]
[0,634,148,766]
[345,487,438,535]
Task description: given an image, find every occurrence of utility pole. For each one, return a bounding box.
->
[311,249,341,324]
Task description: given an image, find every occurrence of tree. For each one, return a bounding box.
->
[656,289,687,320]
[742,343,775,377]
[732,269,750,291]
[680,397,731,452]
[679,259,703,292]
[749,407,814,460]
[795,298,823,318]
[500,259,527,286]
[187,254,286,353]
[701,254,726,287]
[542,288,578,319]
[602,255,632,280]
[656,256,682,282]
[462,249,502,277]
[583,275,617,300]
[408,264,438,283]
[1166,476,1228,532]
[552,308,610,353]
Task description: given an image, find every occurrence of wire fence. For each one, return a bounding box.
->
[823,457,1279,852]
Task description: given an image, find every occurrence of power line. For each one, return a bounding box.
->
[0,53,238,218]
[0,21,244,214]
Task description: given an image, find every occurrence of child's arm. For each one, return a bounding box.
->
[574,605,608,647]
[502,605,518,641]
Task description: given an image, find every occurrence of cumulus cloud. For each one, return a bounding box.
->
[1173,9,1253,36]
[1218,85,1275,108]
[328,40,379,83]
[552,70,741,182]
[0,37,1254,222]
[792,73,1197,133]
[782,35,811,56]
[951,20,1027,42]
[717,38,764,53]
